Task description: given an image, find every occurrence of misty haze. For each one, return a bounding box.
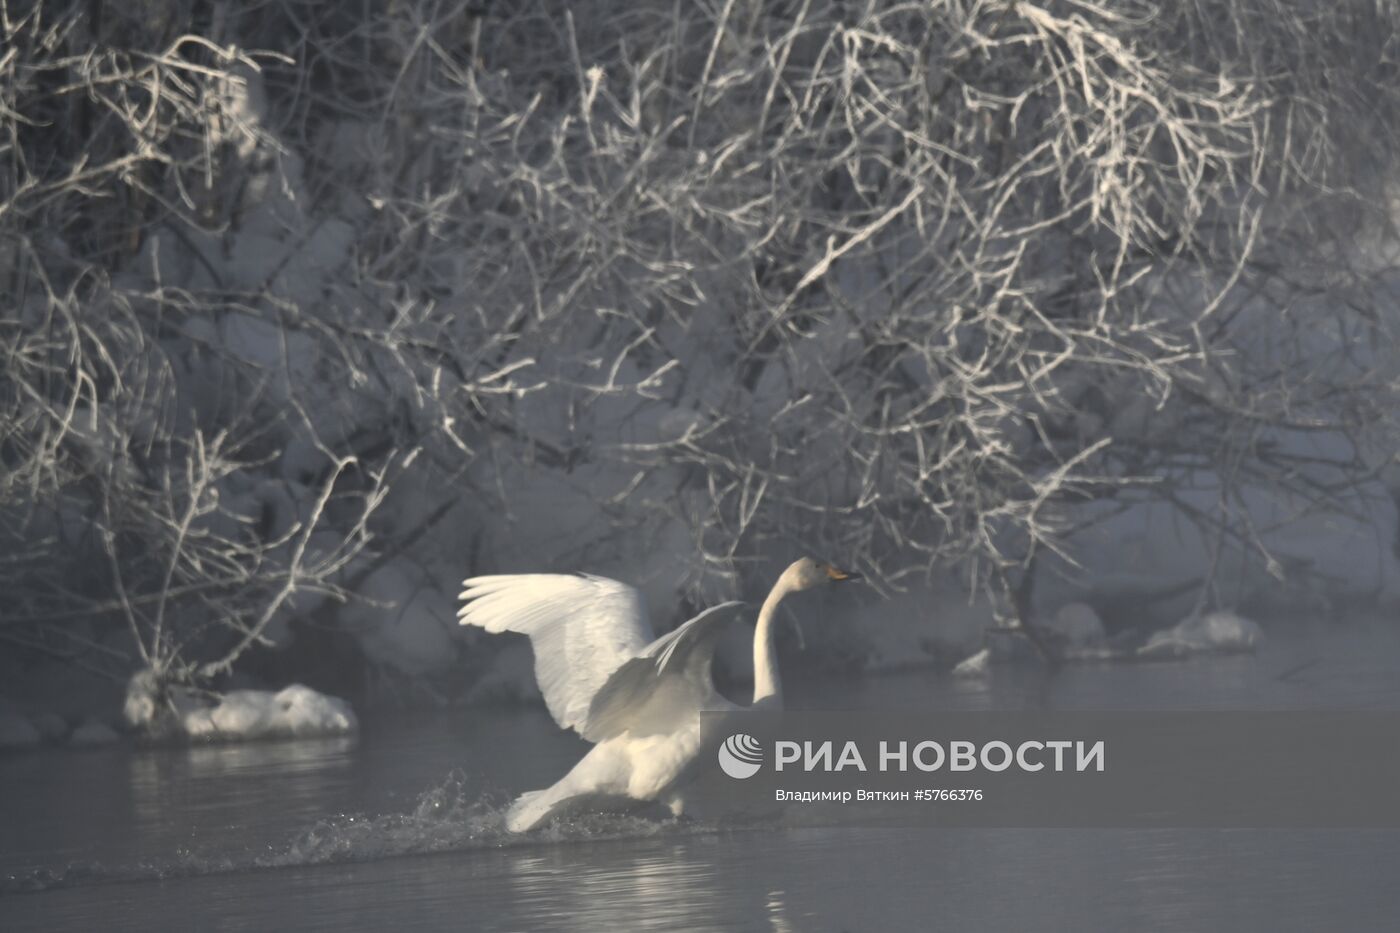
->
[3,2,1400,930]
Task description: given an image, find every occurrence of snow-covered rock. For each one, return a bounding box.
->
[1046,602,1107,650]
[1137,610,1264,659]
[181,684,357,741]
[955,604,1259,671]
[0,708,41,749]
[68,719,119,746]
[123,667,358,742]
[952,647,991,678]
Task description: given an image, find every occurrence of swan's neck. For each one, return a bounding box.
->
[752,578,791,709]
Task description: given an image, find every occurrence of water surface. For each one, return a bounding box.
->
[3,623,1399,931]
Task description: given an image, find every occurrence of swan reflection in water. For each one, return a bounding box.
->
[496,836,815,932]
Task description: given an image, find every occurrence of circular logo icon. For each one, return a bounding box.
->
[718,733,763,779]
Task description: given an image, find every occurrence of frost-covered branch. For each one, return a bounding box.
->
[4,0,1399,713]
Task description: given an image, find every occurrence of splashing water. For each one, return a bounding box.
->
[1,772,739,896]
[258,771,509,868]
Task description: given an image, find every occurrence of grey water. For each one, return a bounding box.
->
[3,622,1400,932]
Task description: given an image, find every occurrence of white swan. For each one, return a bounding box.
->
[457,557,858,831]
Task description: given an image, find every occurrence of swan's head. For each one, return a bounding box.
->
[786,557,861,591]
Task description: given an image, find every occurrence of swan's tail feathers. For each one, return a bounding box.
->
[506,789,557,833]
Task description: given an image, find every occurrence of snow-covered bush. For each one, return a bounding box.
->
[289,0,1400,617]
[0,4,391,708]
[3,1,1400,715]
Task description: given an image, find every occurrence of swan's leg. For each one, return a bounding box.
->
[507,740,634,832]
[506,764,598,832]
[506,784,570,832]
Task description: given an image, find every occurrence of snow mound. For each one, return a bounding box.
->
[182,685,357,741]
[1137,610,1264,659]
[1047,602,1107,650]
[952,648,991,678]
[0,708,41,749]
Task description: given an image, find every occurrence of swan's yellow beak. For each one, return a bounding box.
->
[826,566,860,583]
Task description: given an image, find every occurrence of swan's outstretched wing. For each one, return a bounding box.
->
[457,574,653,735]
[582,600,746,742]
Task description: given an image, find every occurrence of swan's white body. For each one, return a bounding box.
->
[457,559,851,831]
